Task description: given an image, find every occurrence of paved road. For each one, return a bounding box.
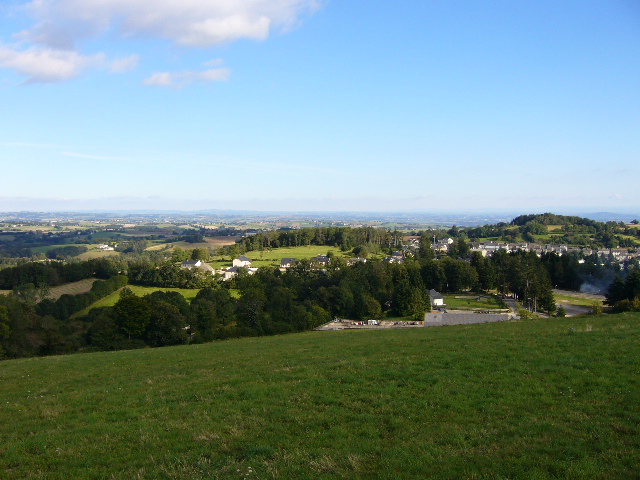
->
[503,298,519,318]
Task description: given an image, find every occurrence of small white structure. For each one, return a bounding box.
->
[429,289,445,307]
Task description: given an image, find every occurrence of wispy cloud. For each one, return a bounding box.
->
[0,141,67,149]
[61,151,135,162]
[143,66,230,89]
[0,44,140,83]
[109,54,139,73]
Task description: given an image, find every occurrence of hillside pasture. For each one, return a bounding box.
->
[75,285,201,316]
[157,236,242,252]
[0,314,638,479]
[212,245,350,269]
[28,244,89,255]
[75,248,121,260]
[46,278,98,300]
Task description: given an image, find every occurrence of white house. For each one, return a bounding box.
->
[310,255,330,266]
[280,258,297,268]
[181,259,203,269]
[232,256,252,268]
[181,259,214,273]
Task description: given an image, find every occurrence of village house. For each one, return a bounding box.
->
[280,258,297,269]
[222,265,258,280]
[310,255,330,266]
[232,256,252,268]
[180,259,214,273]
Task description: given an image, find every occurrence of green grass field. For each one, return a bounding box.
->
[74,286,201,316]
[76,248,122,260]
[211,245,351,269]
[28,244,87,254]
[1,279,98,300]
[1,313,638,479]
[443,294,505,310]
[46,278,97,300]
[554,293,604,307]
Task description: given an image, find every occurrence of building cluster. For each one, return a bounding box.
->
[180,254,353,281]
[468,241,640,263]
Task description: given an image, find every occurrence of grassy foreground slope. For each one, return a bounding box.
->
[1,315,639,479]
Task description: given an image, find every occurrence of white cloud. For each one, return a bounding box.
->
[2,0,320,83]
[143,67,230,89]
[109,54,139,73]
[0,44,142,82]
[0,44,104,82]
[20,0,321,48]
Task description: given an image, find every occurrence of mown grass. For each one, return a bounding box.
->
[74,286,201,316]
[46,278,97,300]
[554,293,604,307]
[443,294,505,310]
[29,244,86,254]
[76,248,122,260]
[211,245,351,269]
[1,314,639,479]
[2,279,98,300]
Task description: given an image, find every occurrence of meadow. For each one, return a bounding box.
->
[1,313,638,479]
[442,294,505,310]
[46,278,97,300]
[210,245,352,269]
[1,279,98,300]
[74,285,201,315]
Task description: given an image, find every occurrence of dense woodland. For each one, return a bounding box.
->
[1,214,639,359]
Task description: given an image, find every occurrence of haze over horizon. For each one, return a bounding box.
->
[2,1,639,213]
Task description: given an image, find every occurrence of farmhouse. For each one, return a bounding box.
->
[232,256,252,268]
[280,258,297,268]
[310,254,330,266]
[222,265,258,280]
[180,259,214,273]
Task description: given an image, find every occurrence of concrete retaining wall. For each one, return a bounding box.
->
[424,312,510,327]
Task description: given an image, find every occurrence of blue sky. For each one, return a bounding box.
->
[1,0,639,213]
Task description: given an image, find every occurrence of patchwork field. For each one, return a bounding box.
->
[1,313,639,479]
